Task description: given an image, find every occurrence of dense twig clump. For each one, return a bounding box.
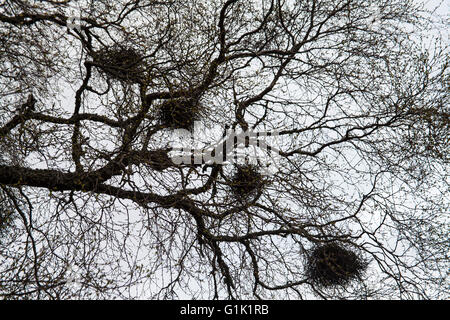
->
[157,98,202,130]
[306,243,367,288]
[229,164,265,201]
[146,149,173,171]
[0,210,9,233]
[0,193,13,237]
[91,45,145,83]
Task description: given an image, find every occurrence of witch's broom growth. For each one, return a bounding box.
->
[157,98,203,131]
[306,243,368,288]
[229,164,266,201]
[90,45,146,83]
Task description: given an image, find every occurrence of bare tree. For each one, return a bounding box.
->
[0,0,448,299]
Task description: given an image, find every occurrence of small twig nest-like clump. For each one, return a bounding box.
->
[0,204,13,237]
[229,164,265,201]
[306,243,368,288]
[91,45,145,83]
[157,98,202,131]
[146,149,174,172]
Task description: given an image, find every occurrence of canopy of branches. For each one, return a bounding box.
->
[0,0,448,299]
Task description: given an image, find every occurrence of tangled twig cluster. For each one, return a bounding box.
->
[306,243,368,288]
[157,98,203,131]
[229,164,266,201]
[0,193,13,237]
[91,45,145,83]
